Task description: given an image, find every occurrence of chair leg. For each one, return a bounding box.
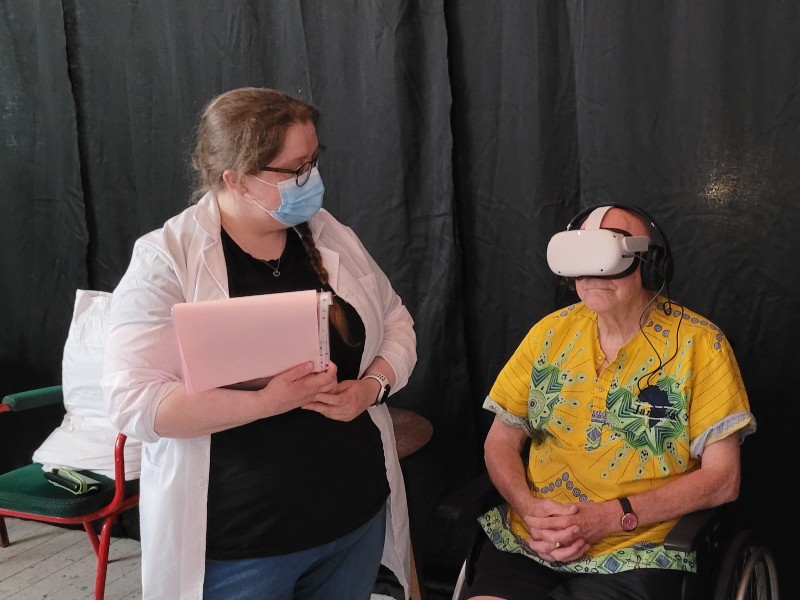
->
[83,520,101,556]
[0,516,9,547]
[93,515,119,600]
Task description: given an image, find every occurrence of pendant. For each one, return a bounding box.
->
[272,270,280,277]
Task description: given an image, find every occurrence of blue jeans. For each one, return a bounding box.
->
[203,505,387,600]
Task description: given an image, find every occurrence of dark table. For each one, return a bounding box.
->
[388,407,433,462]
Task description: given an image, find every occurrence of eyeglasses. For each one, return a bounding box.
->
[259,145,325,187]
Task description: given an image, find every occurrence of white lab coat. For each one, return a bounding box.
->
[102,192,417,599]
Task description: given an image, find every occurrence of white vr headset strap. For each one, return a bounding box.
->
[580,205,612,230]
[579,205,650,253]
[622,235,650,253]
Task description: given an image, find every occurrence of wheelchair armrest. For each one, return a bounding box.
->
[0,386,63,413]
[663,507,720,552]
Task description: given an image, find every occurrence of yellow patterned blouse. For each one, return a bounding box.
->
[480,298,756,574]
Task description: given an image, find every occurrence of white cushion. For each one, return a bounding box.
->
[32,289,141,479]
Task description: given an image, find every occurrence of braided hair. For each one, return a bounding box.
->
[294,223,355,346]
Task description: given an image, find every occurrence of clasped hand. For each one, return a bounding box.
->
[257,360,376,421]
[303,370,380,421]
[521,498,599,562]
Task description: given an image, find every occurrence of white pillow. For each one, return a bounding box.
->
[32,289,141,479]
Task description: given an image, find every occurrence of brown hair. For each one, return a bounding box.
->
[191,87,353,344]
[191,87,319,200]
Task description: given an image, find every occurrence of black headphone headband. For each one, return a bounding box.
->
[564,203,674,291]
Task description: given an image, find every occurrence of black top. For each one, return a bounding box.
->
[205,227,389,559]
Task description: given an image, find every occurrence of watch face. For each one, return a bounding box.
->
[621,512,638,531]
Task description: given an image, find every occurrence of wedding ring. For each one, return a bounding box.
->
[554,541,561,550]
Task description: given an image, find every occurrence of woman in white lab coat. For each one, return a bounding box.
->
[102,87,417,600]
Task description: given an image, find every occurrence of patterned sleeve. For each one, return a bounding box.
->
[686,330,757,458]
[483,326,540,431]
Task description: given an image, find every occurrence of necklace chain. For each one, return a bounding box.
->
[221,225,284,277]
[260,256,281,277]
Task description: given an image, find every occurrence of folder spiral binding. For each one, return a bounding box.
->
[172,290,332,393]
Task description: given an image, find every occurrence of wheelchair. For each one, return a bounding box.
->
[442,473,779,600]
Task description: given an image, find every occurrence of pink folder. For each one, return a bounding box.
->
[172,290,331,393]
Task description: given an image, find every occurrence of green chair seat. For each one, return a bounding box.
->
[0,463,138,518]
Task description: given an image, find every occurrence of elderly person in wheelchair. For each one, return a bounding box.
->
[461,204,757,600]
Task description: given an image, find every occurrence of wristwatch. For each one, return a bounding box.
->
[618,497,639,531]
[362,371,391,405]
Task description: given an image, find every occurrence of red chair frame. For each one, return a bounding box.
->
[0,387,140,600]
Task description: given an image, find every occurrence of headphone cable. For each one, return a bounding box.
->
[636,272,683,395]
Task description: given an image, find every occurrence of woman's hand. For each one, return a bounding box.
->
[302,375,377,421]
[256,361,339,416]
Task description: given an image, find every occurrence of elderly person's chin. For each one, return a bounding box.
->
[575,274,644,312]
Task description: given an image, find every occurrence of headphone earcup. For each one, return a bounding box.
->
[640,245,667,291]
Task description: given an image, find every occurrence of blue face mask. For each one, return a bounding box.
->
[248,167,325,226]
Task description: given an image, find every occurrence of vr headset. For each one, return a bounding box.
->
[546,205,651,278]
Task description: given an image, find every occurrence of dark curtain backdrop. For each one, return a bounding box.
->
[2,0,797,596]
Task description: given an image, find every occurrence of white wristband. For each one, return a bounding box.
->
[362,371,391,405]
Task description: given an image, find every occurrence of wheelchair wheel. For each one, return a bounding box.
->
[712,529,779,600]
